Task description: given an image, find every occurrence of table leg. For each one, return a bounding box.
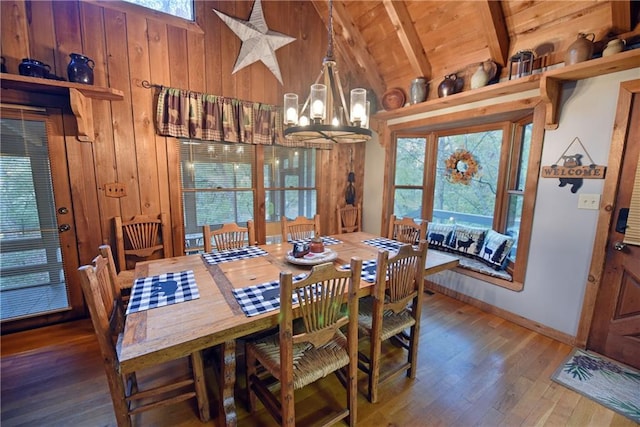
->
[191,350,211,422]
[219,340,237,427]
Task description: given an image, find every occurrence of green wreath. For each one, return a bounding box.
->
[444,149,479,185]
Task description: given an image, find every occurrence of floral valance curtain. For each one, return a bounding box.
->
[155,87,330,149]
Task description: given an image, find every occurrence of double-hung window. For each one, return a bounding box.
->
[264,146,316,243]
[179,141,317,249]
[180,141,255,252]
[391,114,535,289]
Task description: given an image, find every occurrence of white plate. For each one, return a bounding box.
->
[286,249,338,265]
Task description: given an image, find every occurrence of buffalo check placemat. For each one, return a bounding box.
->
[232,273,308,317]
[288,236,342,246]
[126,270,198,315]
[341,259,379,283]
[201,246,269,265]
[363,237,403,252]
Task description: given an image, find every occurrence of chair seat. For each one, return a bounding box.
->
[247,329,350,390]
[117,269,135,291]
[358,296,415,341]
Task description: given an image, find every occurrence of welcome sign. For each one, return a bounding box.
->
[541,164,606,179]
[541,137,606,193]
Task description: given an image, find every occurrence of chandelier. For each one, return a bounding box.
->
[283,0,372,144]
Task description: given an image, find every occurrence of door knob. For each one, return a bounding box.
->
[58,224,71,232]
[613,241,626,251]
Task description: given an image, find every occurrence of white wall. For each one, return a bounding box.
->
[364,68,640,338]
[362,133,385,234]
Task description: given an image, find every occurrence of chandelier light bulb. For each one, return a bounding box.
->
[283,93,298,125]
[310,84,327,121]
[350,88,367,124]
[299,115,310,126]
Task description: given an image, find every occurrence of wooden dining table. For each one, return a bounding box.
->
[119,231,459,426]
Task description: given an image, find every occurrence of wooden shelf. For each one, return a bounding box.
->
[0,73,124,100]
[0,73,124,142]
[374,48,640,129]
[540,48,640,129]
[374,74,541,121]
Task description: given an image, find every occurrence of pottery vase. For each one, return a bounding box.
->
[437,74,460,98]
[470,65,489,89]
[409,77,428,104]
[602,39,625,57]
[18,58,51,78]
[67,53,95,85]
[564,33,595,65]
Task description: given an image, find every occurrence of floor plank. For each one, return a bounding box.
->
[1,292,632,426]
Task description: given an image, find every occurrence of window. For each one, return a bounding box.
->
[179,141,317,249]
[122,0,194,20]
[264,146,316,243]
[391,113,534,288]
[180,141,255,252]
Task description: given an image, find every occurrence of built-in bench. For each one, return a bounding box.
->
[426,223,514,282]
[429,247,513,281]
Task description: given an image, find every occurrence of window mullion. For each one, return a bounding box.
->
[424,133,438,221]
[493,122,513,231]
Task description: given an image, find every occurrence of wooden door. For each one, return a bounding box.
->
[0,106,84,332]
[587,84,640,370]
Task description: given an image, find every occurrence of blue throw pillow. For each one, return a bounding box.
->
[426,223,456,251]
[480,230,515,270]
[450,225,486,257]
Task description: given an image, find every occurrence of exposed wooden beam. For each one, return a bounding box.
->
[609,0,631,34]
[477,0,510,67]
[311,0,387,98]
[382,0,431,80]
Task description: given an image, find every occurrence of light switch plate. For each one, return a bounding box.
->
[578,193,600,210]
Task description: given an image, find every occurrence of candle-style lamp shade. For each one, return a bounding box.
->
[283,93,298,125]
[350,88,366,125]
[310,84,327,121]
[362,101,370,129]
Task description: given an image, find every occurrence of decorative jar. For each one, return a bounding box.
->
[602,39,625,57]
[409,77,428,104]
[470,66,489,89]
[564,33,595,65]
[67,53,95,85]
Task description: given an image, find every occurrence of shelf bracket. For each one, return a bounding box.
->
[68,88,95,142]
[540,76,561,130]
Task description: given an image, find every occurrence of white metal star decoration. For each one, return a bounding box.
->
[213,0,295,85]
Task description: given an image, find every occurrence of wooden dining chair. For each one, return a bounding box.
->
[336,203,361,234]
[98,245,127,309]
[245,258,363,427]
[281,214,321,242]
[113,213,169,297]
[357,241,428,403]
[78,245,210,427]
[388,215,427,244]
[202,220,256,252]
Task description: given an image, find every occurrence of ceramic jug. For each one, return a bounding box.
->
[67,53,95,84]
[409,77,428,104]
[602,39,625,57]
[18,58,51,78]
[470,65,489,89]
[438,74,460,98]
[564,33,595,65]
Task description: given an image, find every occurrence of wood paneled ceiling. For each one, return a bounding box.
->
[308,0,639,107]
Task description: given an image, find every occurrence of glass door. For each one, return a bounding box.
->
[1,108,80,325]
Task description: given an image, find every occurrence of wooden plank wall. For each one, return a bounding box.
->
[0,0,367,269]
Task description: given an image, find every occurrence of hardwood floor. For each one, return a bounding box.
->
[1,292,636,427]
